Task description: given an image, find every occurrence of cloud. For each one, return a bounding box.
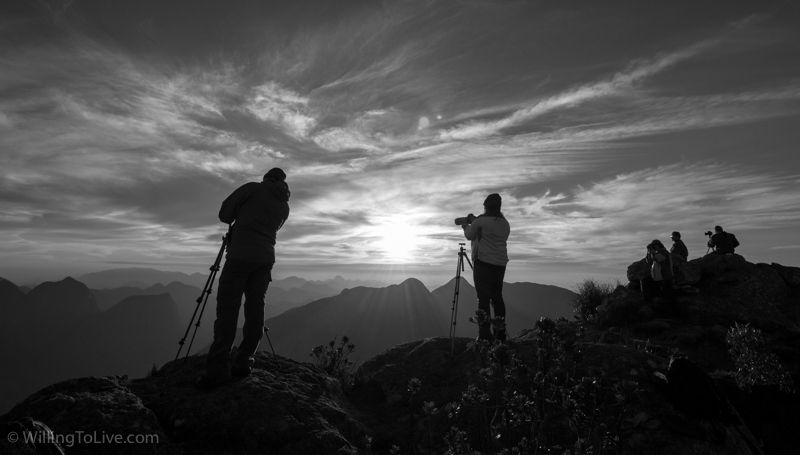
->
[437,38,723,141]
[246,82,318,139]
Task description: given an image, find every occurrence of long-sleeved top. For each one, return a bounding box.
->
[219,179,290,264]
[462,214,510,267]
[670,239,688,261]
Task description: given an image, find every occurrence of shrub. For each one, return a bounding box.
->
[573,279,615,321]
[726,322,794,393]
[439,319,635,454]
[310,336,357,386]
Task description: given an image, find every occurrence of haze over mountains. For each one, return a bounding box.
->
[0,269,575,414]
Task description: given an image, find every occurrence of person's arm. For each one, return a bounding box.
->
[218,183,256,224]
[463,218,481,240]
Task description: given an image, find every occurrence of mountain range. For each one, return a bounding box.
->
[0,271,575,414]
[266,277,576,362]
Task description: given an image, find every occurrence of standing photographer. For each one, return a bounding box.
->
[462,193,510,341]
[197,168,290,389]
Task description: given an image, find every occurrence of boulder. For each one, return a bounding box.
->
[771,263,800,288]
[130,354,366,455]
[0,376,165,455]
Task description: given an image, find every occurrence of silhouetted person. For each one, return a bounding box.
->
[198,168,290,388]
[670,231,688,284]
[707,225,739,255]
[462,193,510,341]
[643,239,673,300]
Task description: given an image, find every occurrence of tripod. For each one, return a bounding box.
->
[449,243,473,355]
[174,231,228,361]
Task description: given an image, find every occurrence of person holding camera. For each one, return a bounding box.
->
[706,225,739,255]
[197,168,290,389]
[461,193,510,341]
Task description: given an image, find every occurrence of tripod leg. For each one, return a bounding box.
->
[450,254,463,356]
[175,237,226,361]
[263,326,276,356]
[184,265,218,361]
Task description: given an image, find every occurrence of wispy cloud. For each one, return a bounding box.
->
[437,38,722,141]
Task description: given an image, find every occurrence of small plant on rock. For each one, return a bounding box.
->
[310,335,357,385]
[726,322,795,393]
[573,279,615,321]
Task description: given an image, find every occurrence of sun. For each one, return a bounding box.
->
[372,216,425,262]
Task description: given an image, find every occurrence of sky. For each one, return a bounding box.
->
[1,0,800,290]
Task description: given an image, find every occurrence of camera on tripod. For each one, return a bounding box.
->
[454,213,476,226]
[704,231,713,237]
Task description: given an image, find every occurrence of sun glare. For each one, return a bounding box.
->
[372,216,425,262]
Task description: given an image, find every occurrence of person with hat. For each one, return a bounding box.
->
[462,193,511,341]
[670,231,688,284]
[198,168,290,388]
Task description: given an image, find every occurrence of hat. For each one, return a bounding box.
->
[264,168,286,182]
[671,231,681,239]
[483,193,501,209]
[714,225,723,233]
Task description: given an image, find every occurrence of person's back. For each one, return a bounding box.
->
[220,179,290,264]
[670,237,688,261]
[708,226,738,254]
[467,214,510,266]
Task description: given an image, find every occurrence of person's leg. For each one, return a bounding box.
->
[233,262,273,373]
[204,259,247,380]
[473,259,493,341]
[489,264,507,341]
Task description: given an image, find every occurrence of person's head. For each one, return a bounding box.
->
[671,231,681,241]
[264,167,286,182]
[483,193,502,216]
[263,168,290,201]
[648,239,665,251]
[714,225,723,233]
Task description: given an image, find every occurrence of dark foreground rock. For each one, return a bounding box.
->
[2,355,367,455]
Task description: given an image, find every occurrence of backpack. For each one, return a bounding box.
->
[729,233,740,248]
[650,252,665,281]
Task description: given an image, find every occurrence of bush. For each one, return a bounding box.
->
[726,322,794,393]
[310,336,357,386]
[573,279,615,321]
[438,319,635,454]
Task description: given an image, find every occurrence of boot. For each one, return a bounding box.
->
[492,316,507,342]
[471,309,493,341]
[231,355,255,378]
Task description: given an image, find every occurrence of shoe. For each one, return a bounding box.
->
[195,374,230,390]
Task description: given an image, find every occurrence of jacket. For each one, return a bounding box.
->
[219,179,290,264]
[463,214,510,266]
[670,239,688,261]
[708,232,738,254]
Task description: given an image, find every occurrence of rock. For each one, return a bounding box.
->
[627,258,649,282]
[0,376,165,455]
[771,263,800,288]
[130,353,366,455]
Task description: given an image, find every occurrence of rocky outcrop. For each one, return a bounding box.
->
[2,355,368,455]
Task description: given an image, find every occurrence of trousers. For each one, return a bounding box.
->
[474,259,507,340]
[205,257,272,378]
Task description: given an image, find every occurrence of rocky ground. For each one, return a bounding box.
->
[2,254,799,454]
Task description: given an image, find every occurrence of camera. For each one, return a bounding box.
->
[704,231,713,237]
[454,214,476,226]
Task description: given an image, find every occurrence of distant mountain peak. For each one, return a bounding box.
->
[397,277,428,291]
